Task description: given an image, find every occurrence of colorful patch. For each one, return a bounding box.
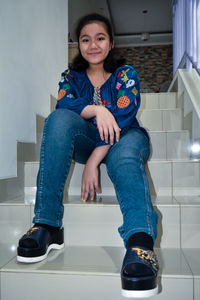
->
[117,71,121,78]
[64,75,69,82]
[135,98,137,106]
[57,89,66,100]
[64,69,70,81]
[117,89,125,98]
[116,82,122,90]
[121,69,130,83]
[132,87,138,96]
[101,99,111,108]
[62,83,71,90]
[126,79,135,88]
[117,96,130,108]
[67,94,74,99]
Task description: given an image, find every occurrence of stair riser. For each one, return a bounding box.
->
[140,93,177,110]
[24,160,200,197]
[149,131,190,160]
[0,272,193,300]
[1,196,200,249]
[29,203,181,248]
[138,109,182,131]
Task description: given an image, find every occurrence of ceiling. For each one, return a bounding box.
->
[69,0,173,47]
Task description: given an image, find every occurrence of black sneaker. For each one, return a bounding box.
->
[17,225,64,263]
[121,247,159,298]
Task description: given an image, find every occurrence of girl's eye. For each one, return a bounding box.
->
[82,39,89,43]
[98,37,105,41]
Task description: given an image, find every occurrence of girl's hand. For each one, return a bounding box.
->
[96,106,121,145]
[81,161,101,202]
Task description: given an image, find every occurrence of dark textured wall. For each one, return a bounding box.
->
[117,45,173,93]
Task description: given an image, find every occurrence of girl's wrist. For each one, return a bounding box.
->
[81,105,99,119]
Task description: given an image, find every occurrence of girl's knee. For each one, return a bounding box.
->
[46,109,80,130]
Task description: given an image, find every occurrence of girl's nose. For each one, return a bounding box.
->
[90,39,98,48]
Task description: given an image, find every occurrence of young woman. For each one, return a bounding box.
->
[17,13,159,298]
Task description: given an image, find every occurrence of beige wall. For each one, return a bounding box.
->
[0,0,68,179]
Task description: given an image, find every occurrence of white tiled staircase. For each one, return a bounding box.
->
[1,92,200,300]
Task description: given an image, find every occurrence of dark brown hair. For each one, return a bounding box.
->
[70,13,126,73]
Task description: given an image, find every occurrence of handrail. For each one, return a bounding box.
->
[177,51,200,76]
[173,0,200,76]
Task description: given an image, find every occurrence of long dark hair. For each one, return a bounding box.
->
[70,13,126,73]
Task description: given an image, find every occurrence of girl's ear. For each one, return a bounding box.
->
[110,41,114,50]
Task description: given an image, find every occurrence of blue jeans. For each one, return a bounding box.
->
[33,109,158,246]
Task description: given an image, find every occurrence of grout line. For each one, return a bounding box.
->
[179,200,182,249]
[165,132,168,160]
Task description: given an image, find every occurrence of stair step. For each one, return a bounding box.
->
[140,93,177,110]
[0,246,195,300]
[24,159,200,198]
[149,130,190,160]
[1,195,200,249]
[138,108,182,131]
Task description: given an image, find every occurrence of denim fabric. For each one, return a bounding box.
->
[33,109,158,246]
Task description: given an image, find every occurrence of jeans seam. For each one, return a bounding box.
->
[139,148,153,237]
[37,118,48,213]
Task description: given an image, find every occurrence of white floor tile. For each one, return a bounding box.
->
[64,205,123,247]
[159,93,177,109]
[140,93,159,109]
[173,161,200,196]
[163,109,182,131]
[149,132,167,160]
[0,272,193,300]
[24,162,39,187]
[180,206,200,248]
[138,110,163,131]
[1,248,193,300]
[183,248,200,277]
[166,131,190,160]
[147,161,172,196]
[154,205,180,248]
[0,244,16,268]
[0,205,31,246]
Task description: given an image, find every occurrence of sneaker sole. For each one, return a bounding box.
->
[17,243,64,263]
[121,286,158,298]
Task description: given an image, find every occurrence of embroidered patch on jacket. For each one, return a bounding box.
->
[67,94,74,99]
[101,99,111,108]
[57,89,66,100]
[117,89,125,98]
[117,71,121,78]
[126,79,135,88]
[135,98,137,106]
[62,83,70,90]
[116,82,122,90]
[121,69,130,83]
[132,87,138,95]
[117,96,130,108]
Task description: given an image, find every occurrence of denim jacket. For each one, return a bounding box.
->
[56,65,147,147]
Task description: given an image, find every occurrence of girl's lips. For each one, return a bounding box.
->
[88,52,101,56]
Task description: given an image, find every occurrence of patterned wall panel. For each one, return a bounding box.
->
[117,45,173,93]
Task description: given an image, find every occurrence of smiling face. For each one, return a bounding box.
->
[79,22,113,68]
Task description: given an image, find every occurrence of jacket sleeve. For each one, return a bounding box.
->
[113,66,140,129]
[55,70,89,115]
[96,66,141,147]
